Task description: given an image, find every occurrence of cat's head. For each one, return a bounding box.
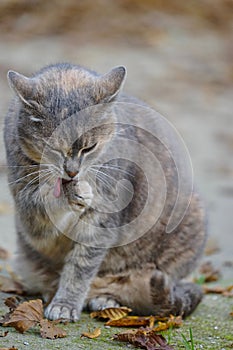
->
[8,63,126,179]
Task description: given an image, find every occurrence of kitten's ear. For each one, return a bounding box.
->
[7,70,35,107]
[99,66,126,102]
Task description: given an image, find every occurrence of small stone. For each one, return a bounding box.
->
[104,325,111,329]
[23,341,29,345]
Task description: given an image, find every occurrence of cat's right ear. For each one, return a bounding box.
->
[7,71,35,107]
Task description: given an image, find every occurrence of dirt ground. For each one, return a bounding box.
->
[0,1,232,349]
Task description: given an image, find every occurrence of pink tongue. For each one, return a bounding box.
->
[53,177,61,198]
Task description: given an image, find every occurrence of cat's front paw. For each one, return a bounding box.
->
[44,300,80,322]
[66,180,93,210]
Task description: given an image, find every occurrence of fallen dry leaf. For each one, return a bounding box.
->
[106,315,155,327]
[81,327,101,339]
[0,247,10,260]
[152,315,182,332]
[4,296,20,311]
[0,202,12,215]
[204,238,220,256]
[2,298,67,339]
[204,285,233,296]
[39,319,67,339]
[195,261,221,283]
[3,299,43,333]
[0,275,24,295]
[0,348,18,350]
[114,328,174,349]
[0,331,8,337]
[0,297,21,325]
[90,306,132,321]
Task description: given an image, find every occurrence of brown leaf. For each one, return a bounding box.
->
[204,238,220,256]
[0,297,21,325]
[90,306,132,321]
[204,285,233,296]
[0,247,10,260]
[152,315,182,332]
[195,261,221,283]
[0,348,18,350]
[114,329,174,349]
[106,315,155,327]
[4,296,21,310]
[113,328,142,343]
[39,319,67,339]
[3,299,43,333]
[0,275,24,295]
[0,331,8,337]
[81,327,101,339]
[0,202,12,215]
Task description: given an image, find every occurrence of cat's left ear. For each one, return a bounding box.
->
[7,70,36,107]
[98,66,126,102]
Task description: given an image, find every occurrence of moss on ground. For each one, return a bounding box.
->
[0,290,232,350]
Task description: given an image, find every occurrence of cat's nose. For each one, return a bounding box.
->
[66,170,78,179]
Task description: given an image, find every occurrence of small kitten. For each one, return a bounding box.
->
[4,63,206,321]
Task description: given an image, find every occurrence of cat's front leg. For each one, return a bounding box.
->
[44,243,106,321]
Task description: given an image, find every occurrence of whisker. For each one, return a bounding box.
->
[91,164,134,177]
[20,170,56,194]
[88,170,113,192]
[8,169,50,185]
[8,170,41,185]
[90,168,134,195]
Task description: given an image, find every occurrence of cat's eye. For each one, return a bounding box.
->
[81,143,97,154]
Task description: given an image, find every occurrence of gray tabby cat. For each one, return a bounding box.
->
[4,63,206,321]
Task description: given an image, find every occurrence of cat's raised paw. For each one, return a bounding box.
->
[44,301,80,322]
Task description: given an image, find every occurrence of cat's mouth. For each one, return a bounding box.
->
[53,177,75,198]
[62,178,73,185]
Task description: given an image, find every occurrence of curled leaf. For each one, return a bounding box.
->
[114,328,174,349]
[90,306,132,321]
[194,261,221,283]
[81,327,101,339]
[4,296,21,310]
[152,315,182,332]
[39,319,67,339]
[0,331,8,337]
[0,297,21,325]
[3,299,43,333]
[106,315,155,327]
[204,285,233,296]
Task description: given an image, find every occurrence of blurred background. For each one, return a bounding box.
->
[0,0,232,277]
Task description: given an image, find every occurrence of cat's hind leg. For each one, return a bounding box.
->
[84,296,120,311]
[150,270,203,317]
[85,265,156,314]
[86,267,202,316]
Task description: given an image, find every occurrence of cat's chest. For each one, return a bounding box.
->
[36,235,74,266]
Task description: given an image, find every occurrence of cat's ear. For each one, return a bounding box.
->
[7,70,36,107]
[99,66,126,102]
